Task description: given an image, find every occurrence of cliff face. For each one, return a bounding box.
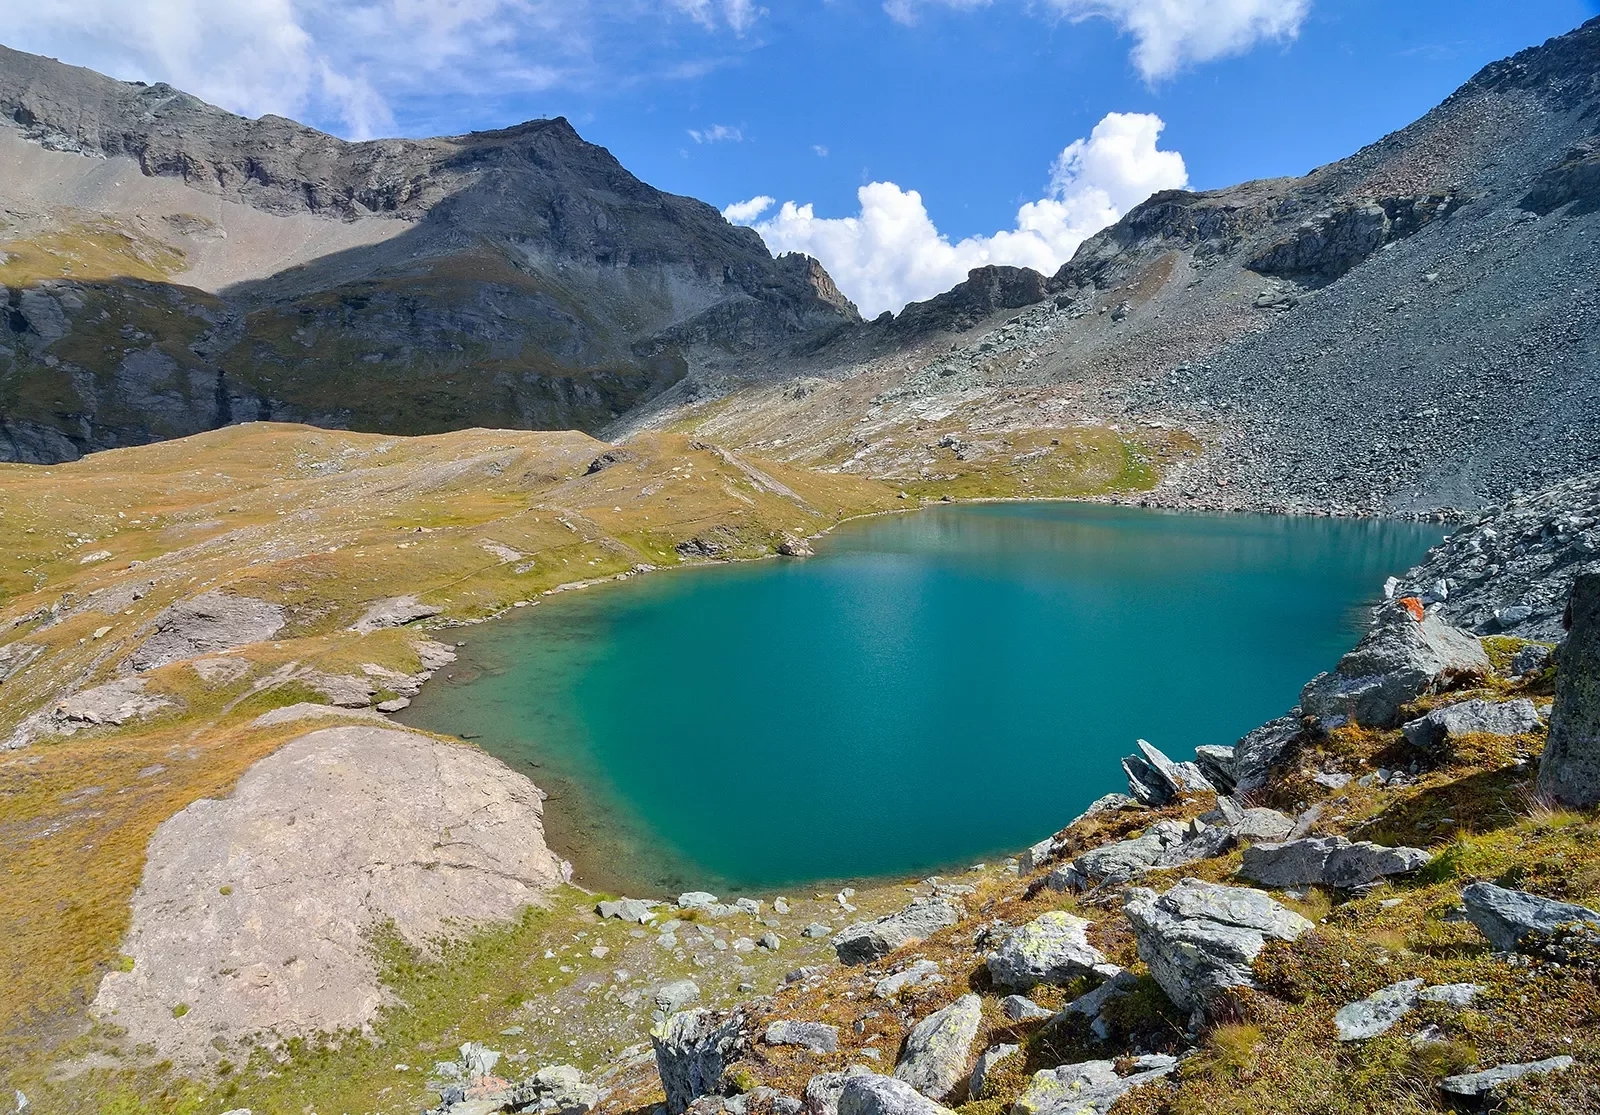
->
[0,45,858,462]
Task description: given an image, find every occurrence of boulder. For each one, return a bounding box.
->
[1066,793,1144,828]
[1333,979,1423,1040]
[1193,745,1237,793]
[766,1021,840,1054]
[968,1044,1019,1101]
[1539,573,1600,806]
[838,1075,954,1115]
[893,994,983,1101]
[651,1009,743,1115]
[1231,716,1303,793]
[804,1069,873,1115]
[1000,995,1052,1021]
[1510,643,1554,677]
[1124,879,1312,1016]
[1440,1056,1574,1102]
[1019,836,1061,874]
[505,1065,604,1115]
[986,912,1106,990]
[874,959,942,999]
[1461,882,1600,953]
[349,595,441,633]
[835,899,961,965]
[1401,698,1543,751]
[1239,836,1432,888]
[1300,604,1489,729]
[656,980,702,1016]
[1011,1056,1176,1115]
[804,1069,874,1115]
[1232,808,1295,845]
[1120,739,1214,806]
[1069,820,1187,886]
[55,677,173,726]
[597,897,658,924]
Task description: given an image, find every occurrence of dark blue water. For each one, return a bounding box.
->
[400,504,1442,893]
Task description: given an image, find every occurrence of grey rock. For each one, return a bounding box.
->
[1239,836,1432,888]
[1011,1057,1176,1115]
[1120,739,1214,806]
[1062,967,1139,1022]
[838,1074,954,1115]
[55,677,174,726]
[893,994,983,1101]
[655,980,701,1015]
[801,923,833,938]
[1231,808,1295,845]
[1402,698,1542,750]
[758,932,781,951]
[1540,573,1600,806]
[651,1009,743,1115]
[1193,744,1237,793]
[504,1064,604,1115]
[1066,793,1144,828]
[1418,982,1484,1007]
[968,1044,1020,1101]
[678,891,721,910]
[735,897,764,916]
[986,912,1107,990]
[1440,1056,1574,1101]
[1231,716,1303,793]
[1300,605,1489,729]
[1124,879,1312,1015]
[874,959,942,999]
[766,1021,839,1054]
[1000,995,1052,1021]
[349,595,441,633]
[1461,882,1600,952]
[1333,979,1423,1040]
[1510,643,1554,676]
[1071,820,1187,885]
[1019,836,1060,874]
[803,1068,873,1115]
[598,898,659,924]
[835,899,960,965]
[130,591,286,670]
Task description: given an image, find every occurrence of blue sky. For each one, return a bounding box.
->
[11,0,1597,313]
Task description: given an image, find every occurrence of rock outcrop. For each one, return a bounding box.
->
[1461,882,1600,955]
[1539,573,1600,806]
[892,994,983,1101]
[1238,836,1432,889]
[834,899,961,965]
[128,590,286,670]
[1402,698,1543,751]
[1123,880,1312,1016]
[1300,603,1489,729]
[92,726,569,1064]
[1011,1056,1177,1115]
[653,1009,745,1115]
[985,913,1106,990]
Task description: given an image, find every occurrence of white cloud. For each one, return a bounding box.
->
[723,111,1186,319]
[688,124,744,143]
[886,0,1309,79]
[9,1,768,140]
[812,144,829,157]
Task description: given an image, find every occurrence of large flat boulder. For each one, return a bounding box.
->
[1300,604,1489,729]
[1011,1056,1176,1115]
[92,726,569,1065]
[1239,836,1432,889]
[1124,879,1312,1016]
[838,1074,954,1115]
[1461,882,1600,953]
[834,899,961,965]
[1402,698,1543,751]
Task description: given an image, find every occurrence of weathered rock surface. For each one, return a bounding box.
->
[1300,604,1489,729]
[1239,836,1432,889]
[1124,879,1312,1015]
[967,1044,1019,1101]
[350,595,442,633]
[597,898,659,924]
[1011,1056,1176,1115]
[1120,739,1214,806]
[653,1009,745,1115]
[1440,1056,1575,1102]
[55,677,173,726]
[804,1068,873,1115]
[655,980,702,1016]
[893,994,983,1101]
[838,1074,954,1115]
[1333,979,1424,1041]
[1539,572,1600,806]
[1231,716,1304,793]
[1402,698,1543,751]
[128,590,285,670]
[1000,995,1052,1021]
[766,1021,840,1054]
[834,899,961,965]
[986,912,1106,990]
[92,726,568,1064]
[1461,882,1600,953]
[874,959,942,999]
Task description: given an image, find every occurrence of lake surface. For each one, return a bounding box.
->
[400,504,1442,895]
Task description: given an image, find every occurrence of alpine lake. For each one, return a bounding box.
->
[399,503,1443,896]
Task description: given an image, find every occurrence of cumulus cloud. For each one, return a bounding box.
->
[10,1,767,140]
[723,111,1186,319]
[688,124,744,143]
[887,0,1309,79]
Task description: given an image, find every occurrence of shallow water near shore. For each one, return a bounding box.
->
[400,503,1442,896]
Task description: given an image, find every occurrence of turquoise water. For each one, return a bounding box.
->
[399,504,1442,894]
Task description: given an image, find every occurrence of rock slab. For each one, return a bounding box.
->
[1539,573,1600,806]
[653,1009,744,1115]
[834,899,960,965]
[986,912,1107,990]
[1239,836,1431,888]
[893,994,983,1101]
